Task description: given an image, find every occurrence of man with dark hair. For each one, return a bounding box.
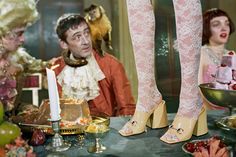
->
[52,13,135,117]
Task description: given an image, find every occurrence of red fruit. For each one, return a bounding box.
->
[195,141,208,152]
[232,84,236,90]
[185,142,195,153]
[228,51,235,55]
[221,64,227,67]
[30,129,46,146]
[196,141,206,148]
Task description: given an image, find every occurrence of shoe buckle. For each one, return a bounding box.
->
[130,120,137,126]
[169,124,184,134]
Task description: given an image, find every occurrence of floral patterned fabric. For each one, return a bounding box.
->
[0,48,48,112]
[126,0,203,119]
[126,0,162,112]
[0,77,17,111]
[173,0,203,119]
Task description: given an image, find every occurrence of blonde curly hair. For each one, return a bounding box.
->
[0,0,39,37]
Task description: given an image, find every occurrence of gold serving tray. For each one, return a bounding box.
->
[18,123,84,135]
[18,116,110,135]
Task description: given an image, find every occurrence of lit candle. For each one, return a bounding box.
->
[46,68,61,121]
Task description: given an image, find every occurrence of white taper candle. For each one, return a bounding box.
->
[46,68,61,121]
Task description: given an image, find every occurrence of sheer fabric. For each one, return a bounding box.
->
[126,0,203,119]
[173,0,203,119]
[126,0,162,112]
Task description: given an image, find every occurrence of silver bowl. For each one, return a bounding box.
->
[199,83,236,132]
[215,115,236,133]
[199,83,236,112]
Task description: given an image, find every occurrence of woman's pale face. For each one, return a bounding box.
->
[209,16,230,46]
[1,27,26,52]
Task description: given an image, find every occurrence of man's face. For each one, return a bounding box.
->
[63,22,93,58]
[1,27,26,52]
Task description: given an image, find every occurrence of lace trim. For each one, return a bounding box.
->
[57,53,105,101]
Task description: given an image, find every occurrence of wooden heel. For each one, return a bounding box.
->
[193,107,208,136]
[147,100,168,129]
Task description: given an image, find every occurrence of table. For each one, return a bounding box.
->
[33,110,236,157]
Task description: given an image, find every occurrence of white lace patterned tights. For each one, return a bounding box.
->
[173,0,202,119]
[127,0,203,118]
[126,0,162,112]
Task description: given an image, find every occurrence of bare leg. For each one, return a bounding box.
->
[119,0,167,136]
[160,0,208,144]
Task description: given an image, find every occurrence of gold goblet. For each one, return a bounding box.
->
[84,116,110,153]
[85,128,109,153]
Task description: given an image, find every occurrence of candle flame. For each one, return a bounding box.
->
[50,64,60,70]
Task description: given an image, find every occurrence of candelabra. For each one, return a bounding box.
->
[46,119,71,152]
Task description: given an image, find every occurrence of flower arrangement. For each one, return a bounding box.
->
[2,136,36,157]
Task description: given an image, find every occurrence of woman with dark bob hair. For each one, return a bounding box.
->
[199,8,235,110]
[202,8,235,45]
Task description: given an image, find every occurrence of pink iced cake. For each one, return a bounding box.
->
[214,51,236,90]
[221,51,236,70]
[216,66,232,84]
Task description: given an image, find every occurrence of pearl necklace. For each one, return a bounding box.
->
[204,46,228,65]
